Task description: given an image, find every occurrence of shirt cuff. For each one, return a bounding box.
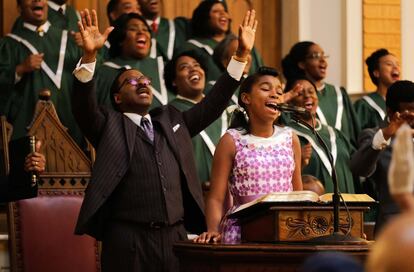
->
[72,58,96,83]
[227,57,247,81]
[372,129,391,150]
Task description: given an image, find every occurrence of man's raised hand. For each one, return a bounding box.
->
[78,9,113,63]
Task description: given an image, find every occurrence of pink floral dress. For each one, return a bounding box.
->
[220,126,295,244]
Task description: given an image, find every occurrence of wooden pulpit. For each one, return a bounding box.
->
[234,203,370,242]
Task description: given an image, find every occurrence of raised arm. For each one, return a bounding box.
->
[350,111,414,177]
[183,10,258,136]
[72,9,114,146]
[233,10,258,62]
[77,9,113,63]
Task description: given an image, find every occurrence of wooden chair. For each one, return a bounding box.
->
[8,191,99,272]
[2,91,99,272]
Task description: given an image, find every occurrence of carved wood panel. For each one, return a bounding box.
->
[11,91,94,190]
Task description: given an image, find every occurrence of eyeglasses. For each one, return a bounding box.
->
[119,76,152,91]
[307,52,329,61]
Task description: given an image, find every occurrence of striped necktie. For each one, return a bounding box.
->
[141,117,154,142]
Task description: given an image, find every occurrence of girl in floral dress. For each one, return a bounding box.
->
[194,67,303,244]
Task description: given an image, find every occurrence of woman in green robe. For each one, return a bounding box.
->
[282,41,360,147]
[354,48,401,130]
[164,50,227,184]
[95,13,173,109]
[284,77,358,194]
[183,0,263,84]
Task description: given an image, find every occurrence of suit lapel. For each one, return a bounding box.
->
[123,116,138,160]
[151,109,182,163]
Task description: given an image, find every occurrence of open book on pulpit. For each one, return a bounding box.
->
[231,191,375,216]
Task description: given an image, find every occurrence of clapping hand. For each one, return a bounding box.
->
[283,83,303,103]
[235,10,258,62]
[382,110,414,140]
[16,53,44,76]
[301,143,312,167]
[77,9,113,63]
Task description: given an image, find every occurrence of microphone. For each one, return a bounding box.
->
[29,135,37,187]
[272,103,311,118]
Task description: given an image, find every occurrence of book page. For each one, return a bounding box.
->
[318,193,376,203]
[231,191,319,214]
[262,191,319,202]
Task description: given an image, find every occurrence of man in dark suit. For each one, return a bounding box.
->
[72,9,258,271]
[350,80,414,236]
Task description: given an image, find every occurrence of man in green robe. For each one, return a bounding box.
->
[95,13,173,110]
[12,0,80,34]
[354,49,400,130]
[165,50,227,184]
[0,0,84,145]
[46,0,80,32]
[138,0,190,61]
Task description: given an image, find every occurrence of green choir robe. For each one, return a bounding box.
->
[95,56,173,110]
[0,24,84,145]
[47,5,80,32]
[353,92,386,130]
[12,4,80,33]
[287,120,358,194]
[169,97,227,183]
[184,37,264,84]
[153,17,190,61]
[317,83,361,147]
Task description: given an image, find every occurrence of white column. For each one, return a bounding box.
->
[281,0,363,93]
[343,0,363,94]
[298,0,343,87]
[401,0,414,82]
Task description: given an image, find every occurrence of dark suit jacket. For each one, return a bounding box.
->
[349,127,398,232]
[72,72,240,240]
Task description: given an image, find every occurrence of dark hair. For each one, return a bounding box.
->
[110,67,130,110]
[282,41,315,81]
[163,50,208,94]
[213,33,238,72]
[366,48,391,86]
[106,0,119,25]
[229,66,280,132]
[108,13,151,58]
[386,80,414,112]
[191,0,230,38]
